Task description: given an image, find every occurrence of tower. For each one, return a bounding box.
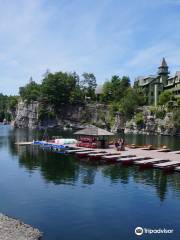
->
[154,58,169,106]
[158,57,169,85]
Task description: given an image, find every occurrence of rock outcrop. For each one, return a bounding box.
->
[12,101,110,130]
[13,101,39,129]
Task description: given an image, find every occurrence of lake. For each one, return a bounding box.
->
[0,125,179,240]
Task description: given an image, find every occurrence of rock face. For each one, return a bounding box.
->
[111,112,125,133]
[124,107,178,136]
[13,101,39,129]
[12,101,179,136]
[13,101,110,130]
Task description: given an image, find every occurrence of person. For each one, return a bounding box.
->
[115,140,119,151]
[120,138,125,151]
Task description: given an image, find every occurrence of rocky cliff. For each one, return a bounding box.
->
[12,101,179,136]
[13,101,39,129]
[125,107,179,136]
[12,101,110,130]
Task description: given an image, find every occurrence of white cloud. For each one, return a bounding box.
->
[0,0,180,94]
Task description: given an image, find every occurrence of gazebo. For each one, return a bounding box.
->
[74,126,114,149]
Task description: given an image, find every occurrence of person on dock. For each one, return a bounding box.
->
[120,138,125,151]
[115,140,120,151]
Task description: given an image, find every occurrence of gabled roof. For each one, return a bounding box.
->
[74,126,114,136]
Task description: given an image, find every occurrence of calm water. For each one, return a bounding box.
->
[0,125,180,240]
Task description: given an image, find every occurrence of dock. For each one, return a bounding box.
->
[120,156,151,164]
[168,150,180,154]
[175,166,180,172]
[66,148,94,153]
[134,158,169,165]
[0,213,42,240]
[15,141,180,172]
[153,160,180,169]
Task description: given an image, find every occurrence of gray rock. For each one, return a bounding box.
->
[0,213,42,240]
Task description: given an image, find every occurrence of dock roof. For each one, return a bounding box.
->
[74,126,114,136]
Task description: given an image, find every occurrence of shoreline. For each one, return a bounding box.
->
[0,213,42,240]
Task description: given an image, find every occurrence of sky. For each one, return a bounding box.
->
[1,0,180,95]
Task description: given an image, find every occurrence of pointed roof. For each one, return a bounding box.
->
[160,57,168,67]
[74,126,114,136]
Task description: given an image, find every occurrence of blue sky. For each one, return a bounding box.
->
[1,0,180,95]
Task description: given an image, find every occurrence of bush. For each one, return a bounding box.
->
[135,112,144,127]
[173,109,180,131]
[155,110,166,119]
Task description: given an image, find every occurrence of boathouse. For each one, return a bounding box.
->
[74,126,114,148]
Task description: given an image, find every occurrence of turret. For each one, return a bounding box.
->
[158,57,169,85]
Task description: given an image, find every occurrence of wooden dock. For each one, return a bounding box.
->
[125,147,180,162]
[120,156,151,164]
[134,158,169,165]
[154,160,180,169]
[175,166,180,172]
[66,148,93,153]
[15,141,180,172]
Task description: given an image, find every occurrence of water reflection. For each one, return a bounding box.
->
[5,127,180,201]
[102,164,180,201]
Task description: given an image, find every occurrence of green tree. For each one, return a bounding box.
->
[41,71,83,110]
[119,88,145,119]
[135,112,144,127]
[0,94,8,121]
[158,90,173,105]
[81,73,97,100]
[100,75,130,103]
[19,78,41,102]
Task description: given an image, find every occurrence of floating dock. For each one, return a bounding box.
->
[120,156,151,165]
[0,213,42,240]
[154,160,180,169]
[16,141,180,172]
[175,166,180,172]
[134,158,169,166]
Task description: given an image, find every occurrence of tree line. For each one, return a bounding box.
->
[1,69,179,131]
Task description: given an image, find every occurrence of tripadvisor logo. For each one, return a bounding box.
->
[135,226,174,236]
[135,227,143,236]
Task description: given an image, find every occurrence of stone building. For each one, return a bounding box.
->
[134,58,180,106]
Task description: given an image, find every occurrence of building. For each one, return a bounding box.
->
[134,58,180,106]
[74,126,114,148]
